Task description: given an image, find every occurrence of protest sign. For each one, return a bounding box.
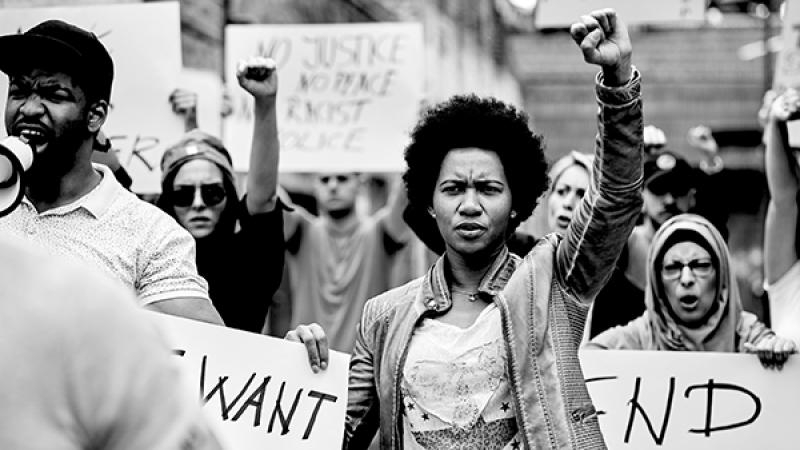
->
[580,349,800,449]
[151,312,349,450]
[0,2,183,193]
[534,0,706,29]
[224,23,423,173]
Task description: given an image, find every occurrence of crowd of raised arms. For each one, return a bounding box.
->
[0,7,797,450]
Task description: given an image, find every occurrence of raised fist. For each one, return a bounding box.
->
[237,56,278,100]
[570,9,632,86]
[687,125,719,158]
[770,88,800,123]
[168,88,198,131]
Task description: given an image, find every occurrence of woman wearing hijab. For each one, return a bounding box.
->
[586,214,796,368]
[290,9,644,449]
[157,57,284,332]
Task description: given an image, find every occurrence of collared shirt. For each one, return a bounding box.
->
[0,164,209,305]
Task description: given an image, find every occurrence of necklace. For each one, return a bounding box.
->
[451,289,481,302]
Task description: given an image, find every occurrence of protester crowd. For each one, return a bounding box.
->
[0,7,798,450]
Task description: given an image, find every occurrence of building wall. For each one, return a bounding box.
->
[508,22,774,163]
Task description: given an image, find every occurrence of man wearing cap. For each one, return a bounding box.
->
[0,20,223,325]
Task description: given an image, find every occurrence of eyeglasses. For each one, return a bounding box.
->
[661,259,714,280]
[170,183,226,207]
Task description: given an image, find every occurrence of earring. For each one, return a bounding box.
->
[428,208,436,218]
[510,211,517,219]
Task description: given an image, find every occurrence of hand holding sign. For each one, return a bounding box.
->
[570,9,632,86]
[286,323,330,374]
[237,56,278,101]
[743,337,797,370]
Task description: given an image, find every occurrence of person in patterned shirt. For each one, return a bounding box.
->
[0,20,222,325]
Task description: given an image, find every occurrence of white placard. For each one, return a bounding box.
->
[224,23,423,173]
[151,312,349,450]
[581,349,800,449]
[0,2,184,193]
[535,0,706,29]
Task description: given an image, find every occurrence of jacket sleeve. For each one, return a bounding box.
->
[556,69,644,305]
[343,301,381,449]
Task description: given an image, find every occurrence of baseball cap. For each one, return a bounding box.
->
[644,151,694,196]
[160,129,235,187]
[0,20,114,102]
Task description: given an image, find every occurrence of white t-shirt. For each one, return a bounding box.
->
[401,304,522,449]
[767,260,800,345]
[0,164,209,305]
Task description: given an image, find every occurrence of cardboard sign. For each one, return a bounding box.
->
[0,2,184,193]
[224,23,423,173]
[580,350,800,449]
[151,313,349,450]
[535,0,706,29]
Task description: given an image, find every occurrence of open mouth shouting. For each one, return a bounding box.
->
[13,124,50,151]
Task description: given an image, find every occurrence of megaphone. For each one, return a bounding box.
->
[0,136,34,218]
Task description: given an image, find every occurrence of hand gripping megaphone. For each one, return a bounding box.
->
[0,136,34,218]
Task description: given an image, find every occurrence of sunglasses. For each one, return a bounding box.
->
[170,183,226,207]
[661,259,714,280]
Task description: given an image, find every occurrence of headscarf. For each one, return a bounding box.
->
[644,213,742,352]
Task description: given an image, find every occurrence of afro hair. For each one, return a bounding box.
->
[403,94,549,233]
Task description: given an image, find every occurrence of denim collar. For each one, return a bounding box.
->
[416,246,520,315]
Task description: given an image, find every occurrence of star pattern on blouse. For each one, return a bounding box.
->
[511,439,520,449]
[407,402,415,411]
[500,402,511,413]
[421,413,430,421]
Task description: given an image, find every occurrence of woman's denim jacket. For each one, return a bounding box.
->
[345,70,644,450]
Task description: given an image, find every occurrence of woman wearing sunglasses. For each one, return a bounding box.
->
[156,57,284,333]
[585,214,796,369]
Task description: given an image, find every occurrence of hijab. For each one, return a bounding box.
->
[644,213,742,352]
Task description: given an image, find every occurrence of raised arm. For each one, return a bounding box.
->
[237,57,280,214]
[378,174,411,244]
[557,9,644,303]
[764,88,800,284]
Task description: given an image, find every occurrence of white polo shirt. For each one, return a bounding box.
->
[0,164,209,305]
